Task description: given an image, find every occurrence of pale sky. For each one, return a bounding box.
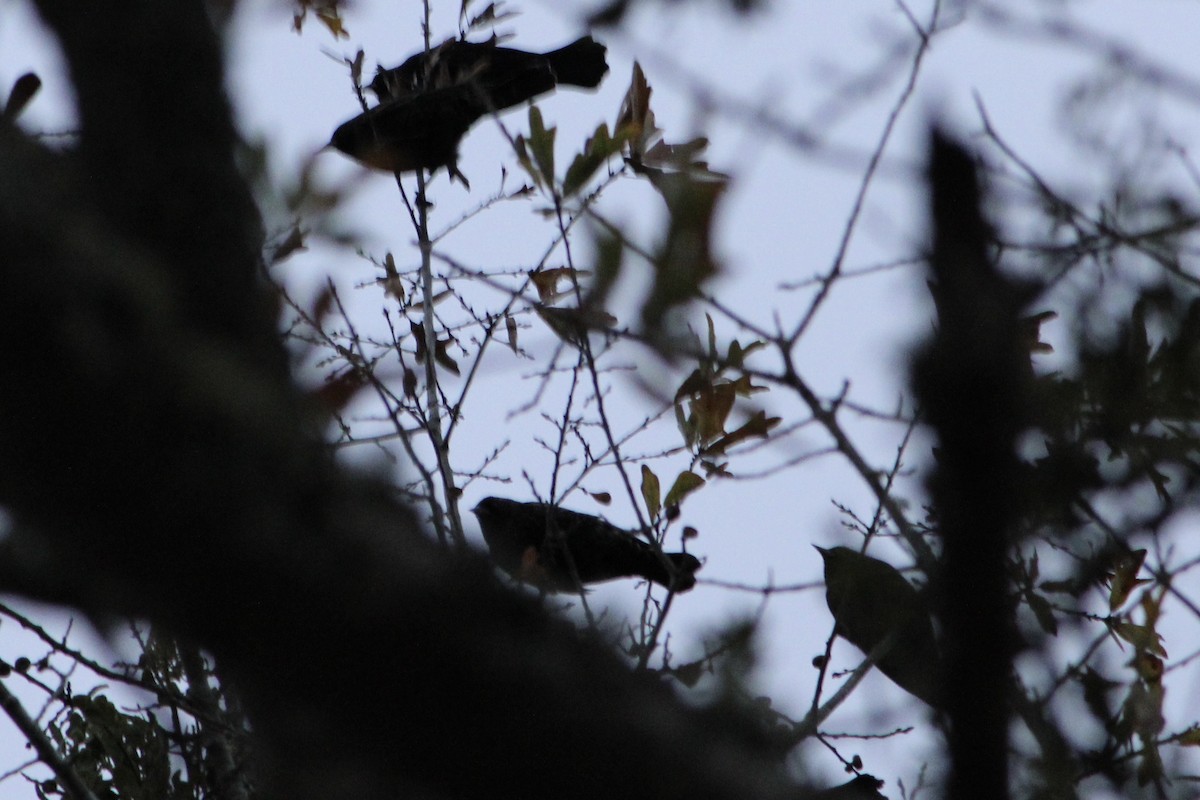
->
[2,1,1200,796]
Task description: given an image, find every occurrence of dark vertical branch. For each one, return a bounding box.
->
[913,131,1031,800]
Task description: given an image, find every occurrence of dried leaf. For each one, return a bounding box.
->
[311,369,364,413]
[530,267,589,303]
[434,339,460,375]
[381,252,404,303]
[691,385,735,443]
[316,6,349,38]
[311,284,334,323]
[505,314,519,353]
[701,411,781,456]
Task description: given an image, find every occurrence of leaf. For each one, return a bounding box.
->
[381,252,404,302]
[527,106,556,188]
[674,401,697,449]
[315,6,349,39]
[588,491,612,505]
[700,459,732,478]
[641,173,726,331]
[1111,621,1167,657]
[1177,725,1200,746]
[700,411,781,456]
[530,267,589,303]
[464,1,517,30]
[563,123,620,198]
[615,62,652,144]
[1040,578,1084,596]
[691,384,736,443]
[269,224,307,266]
[586,230,624,311]
[433,339,460,375]
[726,338,766,368]
[3,72,41,122]
[1028,592,1058,636]
[670,660,705,687]
[1021,309,1057,354]
[505,314,519,353]
[408,290,453,315]
[1109,549,1150,611]
[311,369,365,413]
[411,320,428,362]
[641,465,661,515]
[664,471,705,509]
[536,305,616,349]
[674,369,710,402]
[513,134,540,188]
[706,313,718,362]
[1133,652,1164,682]
[729,373,767,397]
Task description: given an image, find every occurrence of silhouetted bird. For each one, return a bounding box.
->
[815,546,942,707]
[473,497,701,593]
[329,84,488,181]
[369,36,609,111]
[810,775,889,800]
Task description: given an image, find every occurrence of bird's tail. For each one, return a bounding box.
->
[544,36,609,88]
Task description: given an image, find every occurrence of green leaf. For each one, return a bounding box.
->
[641,174,726,332]
[674,402,697,448]
[563,123,618,198]
[513,134,541,189]
[726,338,765,369]
[528,106,556,189]
[664,471,705,508]
[641,465,661,515]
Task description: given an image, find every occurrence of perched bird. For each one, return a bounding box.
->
[472,497,701,593]
[815,545,942,707]
[810,775,889,800]
[329,84,488,181]
[331,37,607,183]
[369,35,609,111]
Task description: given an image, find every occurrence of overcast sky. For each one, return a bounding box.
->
[3,0,1200,796]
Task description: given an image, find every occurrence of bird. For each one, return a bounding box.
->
[330,37,608,183]
[810,775,889,800]
[329,84,489,181]
[815,545,942,707]
[472,497,701,593]
[368,35,609,111]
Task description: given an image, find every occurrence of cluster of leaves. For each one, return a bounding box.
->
[0,624,244,800]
